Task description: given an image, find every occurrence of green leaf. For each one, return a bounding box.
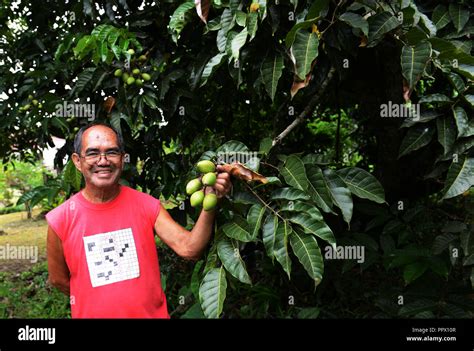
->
[247,12,259,41]
[398,125,435,158]
[367,12,400,47]
[448,3,469,33]
[247,204,266,240]
[285,18,318,48]
[464,94,474,109]
[324,169,353,225]
[168,1,195,43]
[403,261,429,285]
[231,27,248,60]
[199,267,227,318]
[262,214,278,259]
[436,116,456,155]
[453,106,474,138]
[290,229,324,285]
[419,93,451,104]
[297,307,320,319]
[271,187,310,201]
[305,165,333,213]
[274,220,292,279]
[280,201,323,221]
[63,159,82,192]
[448,72,465,93]
[401,41,432,89]
[307,0,329,19]
[291,31,319,80]
[222,216,253,242]
[337,167,385,204]
[432,5,450,30]
[279,154,308,190]
[288,212,336,246]
[217,237,251,284]
[442,157,474,199]
[200,53,226,87]
[71,67,96,96]
[339,12,368,36]
[261,52,284,101]
[398,299,438,316]
[259,137,273,155]
[191,260,204,299]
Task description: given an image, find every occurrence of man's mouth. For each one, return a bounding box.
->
[94,169,114,176]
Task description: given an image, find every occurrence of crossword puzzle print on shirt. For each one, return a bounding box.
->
[83,228,140,287]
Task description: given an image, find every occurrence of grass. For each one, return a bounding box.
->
[0,210,70,318]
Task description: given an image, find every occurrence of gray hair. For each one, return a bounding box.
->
[73,122,124,154]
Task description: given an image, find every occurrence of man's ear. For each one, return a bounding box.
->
[71,153,82,172]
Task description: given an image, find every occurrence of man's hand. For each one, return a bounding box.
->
[211,165,232,199]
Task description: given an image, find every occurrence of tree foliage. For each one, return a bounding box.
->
[1,0,473,318]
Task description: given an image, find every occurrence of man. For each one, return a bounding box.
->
[46,123,232,318]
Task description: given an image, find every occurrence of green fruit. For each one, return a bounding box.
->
[141,73,151,81]
[73,127,79,132]
[186,178,202,195]
[138,55,147,62]
[202,172,217,186]
[135,79,144,86]
[190,190,205,207]
[126,77,135,85]
[38,103,43,108]
[203,193,218,211]
[196,160,216,173]
[24,104,31,110]
[32,99,38,106]
[127,48,135,55]
[132,68,140,75]
[122,72,130,82]
[28,94,34,100]
[114,69,123,77]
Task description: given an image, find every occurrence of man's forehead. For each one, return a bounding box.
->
[82,126,119,148]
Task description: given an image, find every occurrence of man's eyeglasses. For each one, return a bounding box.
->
[80,150,123,164]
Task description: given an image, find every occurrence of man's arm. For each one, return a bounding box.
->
[154,205,216,261]
[47,226,70,295]
[154,169,232,260]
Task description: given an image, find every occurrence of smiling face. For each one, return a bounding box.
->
[72,125,124,189]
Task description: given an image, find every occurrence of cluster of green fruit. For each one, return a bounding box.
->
[113,49,151,87]
[19,94,43,112]
[186,160,219,211]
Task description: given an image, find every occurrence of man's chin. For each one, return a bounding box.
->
[89,173,120,188]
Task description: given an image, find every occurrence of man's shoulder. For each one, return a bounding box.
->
[45,192,81,225]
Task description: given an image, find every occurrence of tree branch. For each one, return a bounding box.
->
[272,66,337,146]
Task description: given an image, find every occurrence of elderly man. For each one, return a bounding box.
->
[46,123,232,318]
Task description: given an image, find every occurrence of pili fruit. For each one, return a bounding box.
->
[197,160,216,173]
[135,79,144,86]
[203,193,217,211]
[132,68,140,75]
[127,48,135,55]
[23,104,31,110]
[126,76,136,85]
[138,55,147,62]
[114,69,123,77]
[141,73,151,81]
[186,178,202,195]
[32,99,38,106]
[190,190,205,207]
[28,95,34,100]
[202,172,217,186]
[122,72,130,82]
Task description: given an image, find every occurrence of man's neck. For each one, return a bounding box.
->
[82,184,121,204]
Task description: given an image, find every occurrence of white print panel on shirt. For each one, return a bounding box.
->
[83,228,140,288]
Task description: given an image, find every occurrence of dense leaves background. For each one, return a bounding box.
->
[1,0,473,318]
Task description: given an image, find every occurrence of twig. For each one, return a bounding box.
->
[272,66,337,146]
[244,183,285,221]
